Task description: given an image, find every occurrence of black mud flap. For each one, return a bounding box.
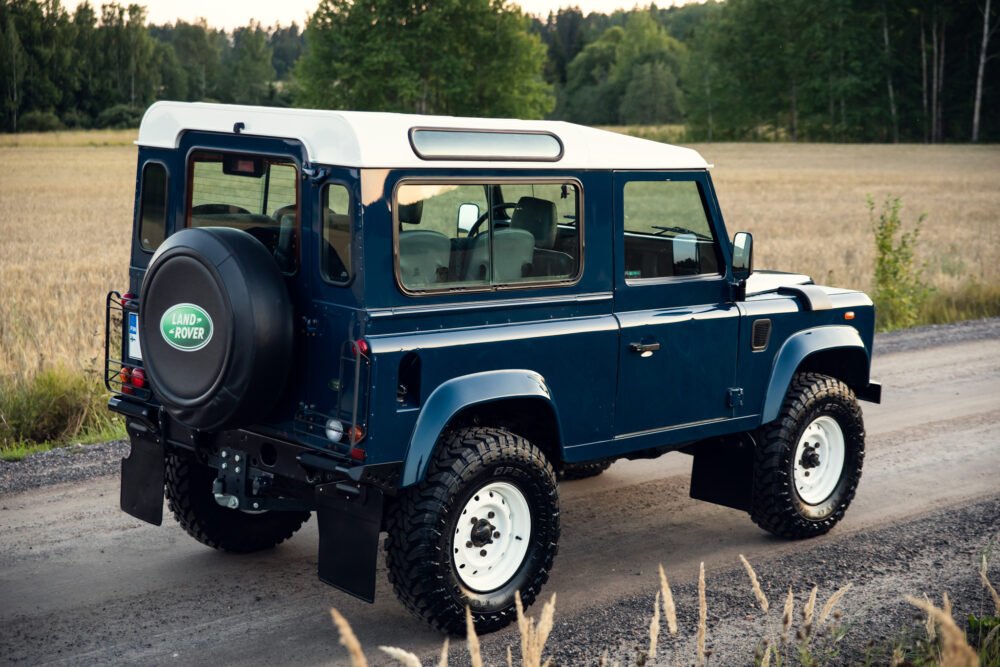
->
[120,431,165,525]
[316,482,384,603]
[689,435,755,512]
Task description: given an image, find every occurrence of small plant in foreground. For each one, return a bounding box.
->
[869,195,930,331]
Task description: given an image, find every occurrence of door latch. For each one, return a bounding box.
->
[629,341,661,357]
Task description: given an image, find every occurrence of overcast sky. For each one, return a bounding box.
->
[63,0,700,29]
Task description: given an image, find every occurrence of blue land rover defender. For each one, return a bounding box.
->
[106,102,881,635]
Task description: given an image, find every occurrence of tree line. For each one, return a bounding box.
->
[1,0,997,141]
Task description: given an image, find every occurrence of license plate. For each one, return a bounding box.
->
[128,312,142,360]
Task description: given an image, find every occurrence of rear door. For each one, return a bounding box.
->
[612,171,740,438]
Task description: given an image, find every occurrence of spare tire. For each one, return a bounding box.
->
[138,227,293,431]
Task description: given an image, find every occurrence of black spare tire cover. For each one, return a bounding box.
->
[139,227,293,431]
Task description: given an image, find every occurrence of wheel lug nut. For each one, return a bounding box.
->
[471,517,478,524]
[488,511,495,519]
[480,549,487,556]
[466,541,473,548]
[493,531,500,538]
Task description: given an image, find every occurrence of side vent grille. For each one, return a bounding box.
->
[751,319,772,351]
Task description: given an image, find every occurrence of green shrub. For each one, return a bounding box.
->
[869,195,930,331]
[19,110,64,132]
[94,104,143,129]
[0,367,121,452]
[61,109,92,129]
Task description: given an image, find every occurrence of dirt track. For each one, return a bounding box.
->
[1,322,998,665]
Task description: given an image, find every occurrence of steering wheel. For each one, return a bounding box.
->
[467,202,518,238]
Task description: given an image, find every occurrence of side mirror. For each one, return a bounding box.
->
[457,203,480,234]
[732,232,753,281]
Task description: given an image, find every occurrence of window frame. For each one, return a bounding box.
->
[320,181,355,287]
[137,160,169,253]
[184,149,301,275]
[391,176,585,297]
[620,177,724,286]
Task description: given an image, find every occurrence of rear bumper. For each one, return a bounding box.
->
[111,396,400,603]
[856,381,882,404]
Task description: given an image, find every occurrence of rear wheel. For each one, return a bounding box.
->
[385,427,560,635]
[750,373,865,539]
[165,454,310,553]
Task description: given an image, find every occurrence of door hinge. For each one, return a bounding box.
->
[727,388,744,408]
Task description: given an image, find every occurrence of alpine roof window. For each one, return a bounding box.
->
[138,162,167,251]
[410,129,563,162]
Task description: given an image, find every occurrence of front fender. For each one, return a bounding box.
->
[761,325,869,424]
[400,369,557,487]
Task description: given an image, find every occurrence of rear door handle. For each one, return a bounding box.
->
[629,341,661,356]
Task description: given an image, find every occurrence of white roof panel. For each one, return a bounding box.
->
[137,101,709,171]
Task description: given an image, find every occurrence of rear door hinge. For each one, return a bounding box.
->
[727,387,744,408]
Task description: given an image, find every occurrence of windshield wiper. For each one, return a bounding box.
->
[651,225,712,241]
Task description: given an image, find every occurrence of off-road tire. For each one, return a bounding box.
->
[750,372,865,539]
[385,427,560,635]
[165,453,310,553]
[558,459,613,481]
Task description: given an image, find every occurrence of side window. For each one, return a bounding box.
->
[623,180,721,280]
[187,152,299,273]
[322,184,352,284]
[395,181,581,293]
[139,163,167,251]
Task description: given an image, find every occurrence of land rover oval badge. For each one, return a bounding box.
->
[160,303,213,351]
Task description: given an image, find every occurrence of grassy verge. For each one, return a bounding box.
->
[0,367,125,462]
[916,283,1000,328]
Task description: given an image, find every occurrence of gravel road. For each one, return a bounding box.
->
[1,318,998,665]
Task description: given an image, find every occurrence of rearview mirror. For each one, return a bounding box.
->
[457,203,480,234]
[732,232,753,281]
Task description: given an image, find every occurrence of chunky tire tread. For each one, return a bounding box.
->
[165,454,310,553]
[750,372,865,540]
[384,427,559,636]
[558,459,613,481]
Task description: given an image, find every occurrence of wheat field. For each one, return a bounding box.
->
[1,131,998,380]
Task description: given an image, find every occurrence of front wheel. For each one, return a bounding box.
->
[385,427,560,635]
[750,373,865,539]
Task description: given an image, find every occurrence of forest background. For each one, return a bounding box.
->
[1,0,997,143]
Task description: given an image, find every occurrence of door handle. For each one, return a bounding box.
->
[629,341,661,356]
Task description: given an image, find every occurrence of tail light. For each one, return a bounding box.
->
[119,366,134,395]
[130,367,146,389]
[352,339,370,357]
[121,292,137,308]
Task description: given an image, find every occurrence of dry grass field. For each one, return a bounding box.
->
[0,129,998,448]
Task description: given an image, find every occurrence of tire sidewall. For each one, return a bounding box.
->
[787,387,864,522]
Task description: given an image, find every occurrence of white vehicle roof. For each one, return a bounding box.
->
[137,101,709,171]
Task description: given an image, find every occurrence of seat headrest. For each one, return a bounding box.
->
[511,196,557,249]
[398,200,424,225]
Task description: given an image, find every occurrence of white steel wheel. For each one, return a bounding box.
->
[792,415,846,505]
[452,481,532,592]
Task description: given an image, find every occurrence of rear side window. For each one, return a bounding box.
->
[187,152,298,273]
[623,180,721,280]
[139,163,167,251]
[394,181,581,293]
[322,184,352,284]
